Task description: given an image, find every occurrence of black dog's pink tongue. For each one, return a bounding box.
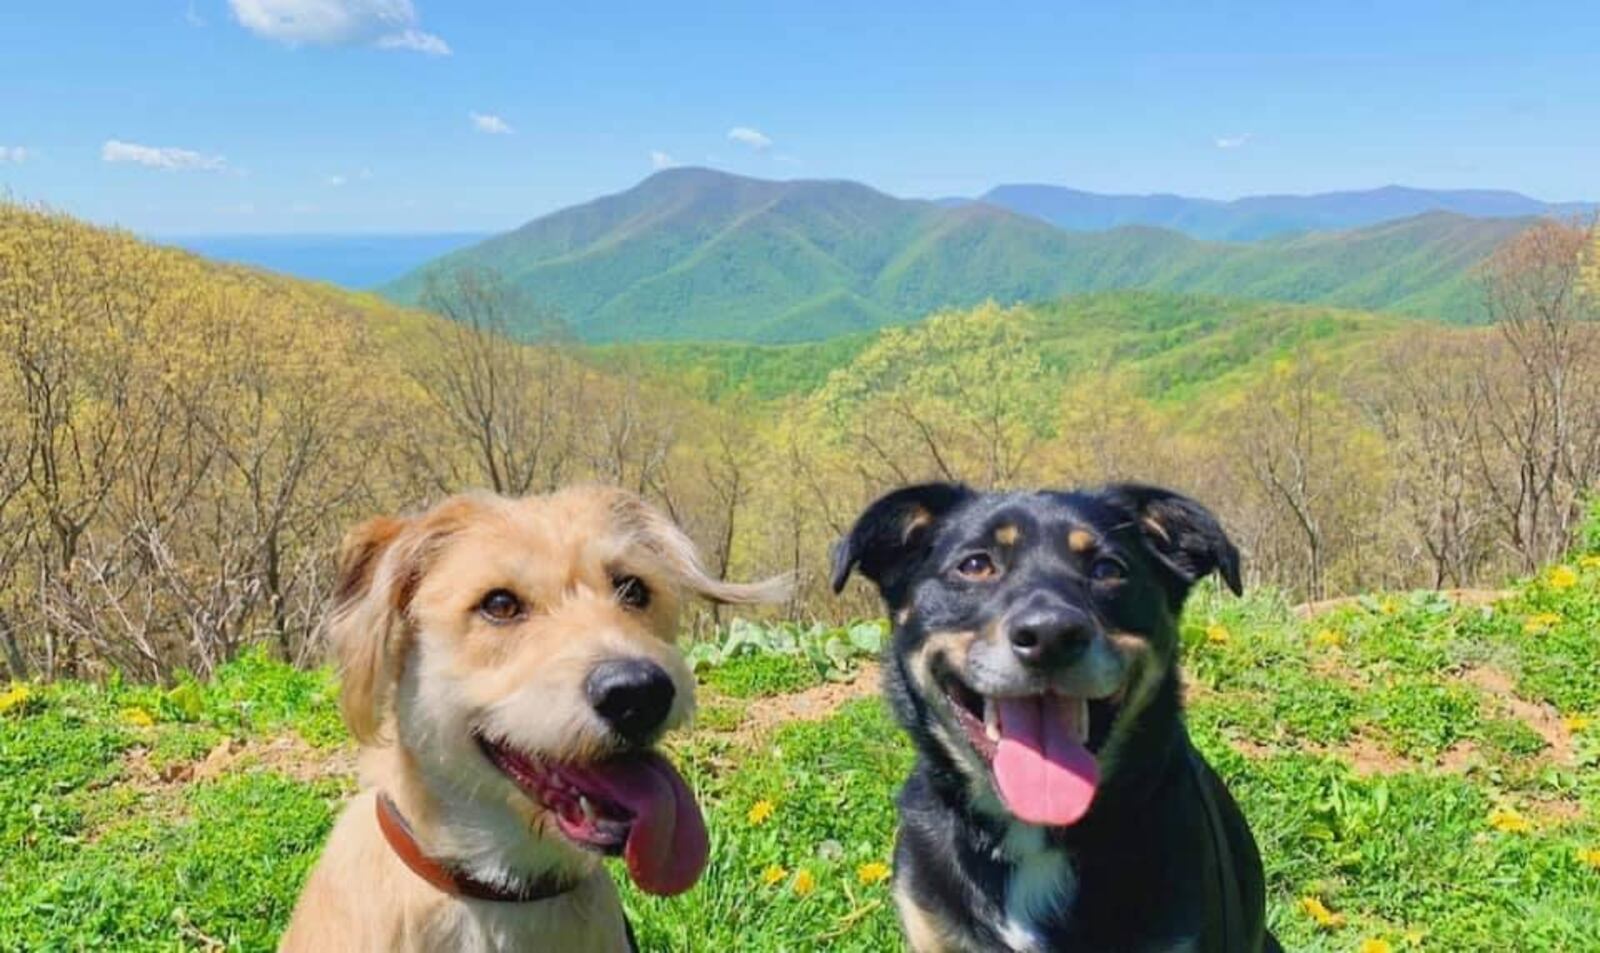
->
[565,753,708,896]
[993,695,1100,826]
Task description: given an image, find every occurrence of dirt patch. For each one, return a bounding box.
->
[1438,740,1484,774]
[124,733,356,792]
[1456,664,1574,765]
[1337,734,1418,776]
[1293,588,1509,619]
[704,661,882,745]
[1227,737,1277,760]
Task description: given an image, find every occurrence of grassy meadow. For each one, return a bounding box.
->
[5,553,1599,951]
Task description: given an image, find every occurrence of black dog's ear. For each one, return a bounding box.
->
[1103,483,1242,597]
[831,483,971,602]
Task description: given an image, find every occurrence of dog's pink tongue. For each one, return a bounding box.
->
[993,696,1100,827]
[569,753,708,896]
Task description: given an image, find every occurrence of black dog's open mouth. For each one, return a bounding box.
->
[935,665,1124,826]
[475,734,633,854]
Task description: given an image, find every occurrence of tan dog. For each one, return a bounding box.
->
[282,486,783,952]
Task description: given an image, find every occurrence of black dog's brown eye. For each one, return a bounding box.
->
[956,553,997,580]
[614,574,651,610]
[1089,558,1127,582]
[478,589,524,623]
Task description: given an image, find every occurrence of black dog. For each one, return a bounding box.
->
[832,483,1280,952]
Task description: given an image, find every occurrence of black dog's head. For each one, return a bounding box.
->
[832,482,1240,828]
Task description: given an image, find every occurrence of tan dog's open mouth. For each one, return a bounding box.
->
[475,734,709,896]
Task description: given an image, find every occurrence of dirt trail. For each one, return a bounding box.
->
[1456,664,1575,765]
[1292,588,1508,618]
[704,661,883,745]
[124,733,357,792]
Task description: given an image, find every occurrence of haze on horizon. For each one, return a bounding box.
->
[2,0,1597,234]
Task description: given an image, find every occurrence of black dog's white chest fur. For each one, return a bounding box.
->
[993,822,1074,951]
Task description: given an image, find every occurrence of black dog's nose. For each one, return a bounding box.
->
[586,659,676,746]
[1007,604,1094,668]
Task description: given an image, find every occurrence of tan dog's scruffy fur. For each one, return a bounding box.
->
[281,486,783,952]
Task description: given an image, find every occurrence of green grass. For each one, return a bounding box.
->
[4,557,1598,950]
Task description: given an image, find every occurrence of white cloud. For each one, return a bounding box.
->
[229,0,450,55]
[102,139,226,172]
[774,153,801,166]
[727,126,773,150]
[375,27,449,55]
[1214,133,1252,150]
[470,112,513,135]
[650,150,676,170]
[325,173,347,187]
[0,146,28,163]
[184,1,206,27]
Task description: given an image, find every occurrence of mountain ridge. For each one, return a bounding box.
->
[385,168,1538,342]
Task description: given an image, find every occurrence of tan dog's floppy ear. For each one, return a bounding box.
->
[611,492,791,605]
[329,515,413,745]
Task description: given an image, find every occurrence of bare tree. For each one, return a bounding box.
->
[414,267,578,495]
[1473,219,1600,571]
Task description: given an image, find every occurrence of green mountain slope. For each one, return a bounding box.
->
[387,169,1528,343]
[603,291,1402,405]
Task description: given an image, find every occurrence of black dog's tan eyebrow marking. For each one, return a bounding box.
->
[1068,528,1096,553]
[903,506,933,541]
[994,523,1020,546]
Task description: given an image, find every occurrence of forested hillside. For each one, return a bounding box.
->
[385,169,1529,342]
[4,206,1598,686]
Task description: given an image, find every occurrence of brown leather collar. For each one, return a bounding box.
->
[375,793,577,903]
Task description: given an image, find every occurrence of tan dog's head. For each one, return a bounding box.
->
[329,485,784,895]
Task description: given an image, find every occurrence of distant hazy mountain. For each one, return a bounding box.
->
[387,168,1533,342]
[165,232,490,289]
[974,183,1593,241]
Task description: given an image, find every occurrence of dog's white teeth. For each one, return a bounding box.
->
[578,795,597,825]
[1071,696,1090,745]
[983,698,1000,742]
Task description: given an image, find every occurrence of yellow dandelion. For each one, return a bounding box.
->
[792,868,815,896]
[1380,597,1401,615]
[1312,628,1345,648]
[1523,612,1563,634]
[122,707,155,727]
[1580,554,1600,570]
[1488,807,1533,834]
[1359,940,1393,953]
[760,864,787,886]
[857,861,892,885]
[746,799,775,826]
[1577,847,1600,870]
[1298,895,1344,929]
[0,683,31,716]
[1547,565,1578,590]
[1563,713,1591,733]
[1205,624,1231,645]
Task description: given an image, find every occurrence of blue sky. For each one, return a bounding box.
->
[2,0,1596,234]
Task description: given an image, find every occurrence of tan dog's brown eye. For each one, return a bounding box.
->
[956,553,997,580]
[477,589,524,623]
[1089,558,1127,583]
[613,574,651,609]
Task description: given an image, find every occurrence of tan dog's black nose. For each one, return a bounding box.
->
[1008,603,1093,669]
[587,659,676,746]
